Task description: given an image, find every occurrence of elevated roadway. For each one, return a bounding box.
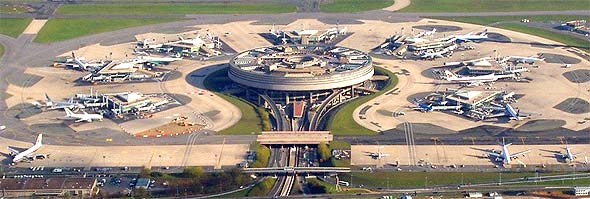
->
[243,167,350,174]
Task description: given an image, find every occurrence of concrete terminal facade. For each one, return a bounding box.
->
[228,45,374,92]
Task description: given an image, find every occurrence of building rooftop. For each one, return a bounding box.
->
[231,45,371,78]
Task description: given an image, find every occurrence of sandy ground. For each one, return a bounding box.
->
[22,19,46,35]
[352,144,590,167]
[382,0,411,11]
[351,18,590,132]
[0,137,247,168]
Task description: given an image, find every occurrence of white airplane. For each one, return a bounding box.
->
[71,52,104,71]
[7,134,47,164]
[366,146,390,159]
[44,93,85,110]
[415,28,436,38]
[412,99,462,112]
[486,138,531,167]
[501,55,545,64]
[553,142,583,162]
[454,29,488,43]
[486,104,533,121]
[443,56,492,67]
[64,108,103,123]
[441,70,515,85]
[369,152,390,159]
[419,45,456,60]
[420,50,450,60]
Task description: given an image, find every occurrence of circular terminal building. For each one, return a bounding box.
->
[228,45,374,103]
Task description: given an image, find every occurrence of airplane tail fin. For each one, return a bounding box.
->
[35,134,43,146]
[65,108,74,117]
[443,70,456,80]
[44,93,53,106]
[480,29,488,36]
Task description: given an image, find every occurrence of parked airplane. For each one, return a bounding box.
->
[453,29,488,43]
[415,28,436,38]
[367,151,389,159]
[64,108,103,123]
[412,99,462,112]
[486,138,531,167]
[552,142,584,162]
[487,104,533,120]
[71,52,105,71]
[44,93,85,110]
[501,55,545,64]
[443,56,492,67]
[419,45,456,60]
[441,70,515,85]
[7,134,47,164]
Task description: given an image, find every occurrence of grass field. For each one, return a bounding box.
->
[0,18,31,38]
[497,23,590,51]
[433,16,590,53]
[340,171,589,188]
[56,3,296,15]
[0,5,28,13]
[203,67,264,135]
[433,15,590,25]
[320,0,394,13]
[400,0,590,12]
[0,44,4,59]
[327,66,398,135]
[34,18,179,43]
[307,177,370,194]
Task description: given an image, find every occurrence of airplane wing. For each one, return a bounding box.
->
[7,147,20,154]
[74,118,88,123]
[511,150,531,158]
[573,152,584,156]
[486,152,501,157]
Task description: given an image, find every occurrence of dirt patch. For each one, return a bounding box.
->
[6,73,43,88]
[6,103,42,119]
[553,98,590,114]
[562,69,590,83]
[486,32,511,43]
[135,122,204,137]
[541,53,581,64]
[516,119,566,132]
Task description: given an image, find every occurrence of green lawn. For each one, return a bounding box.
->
[432,15,590,25]
[34,18,180,43]
[340,171,589,188]
[330,140,352,150]
[433,16,590,53]
[497,23,590,51]
[0,18,31,38]
[327,66,398,135]
[203,67,264,135]
[56,3,296,15]
[320,0,394,13]
[400,0,590,12]
[0,44,4,59]
[0,5,28,13]
[307,177,370,194]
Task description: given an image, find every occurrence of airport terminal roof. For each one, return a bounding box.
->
[231,45,371,78]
